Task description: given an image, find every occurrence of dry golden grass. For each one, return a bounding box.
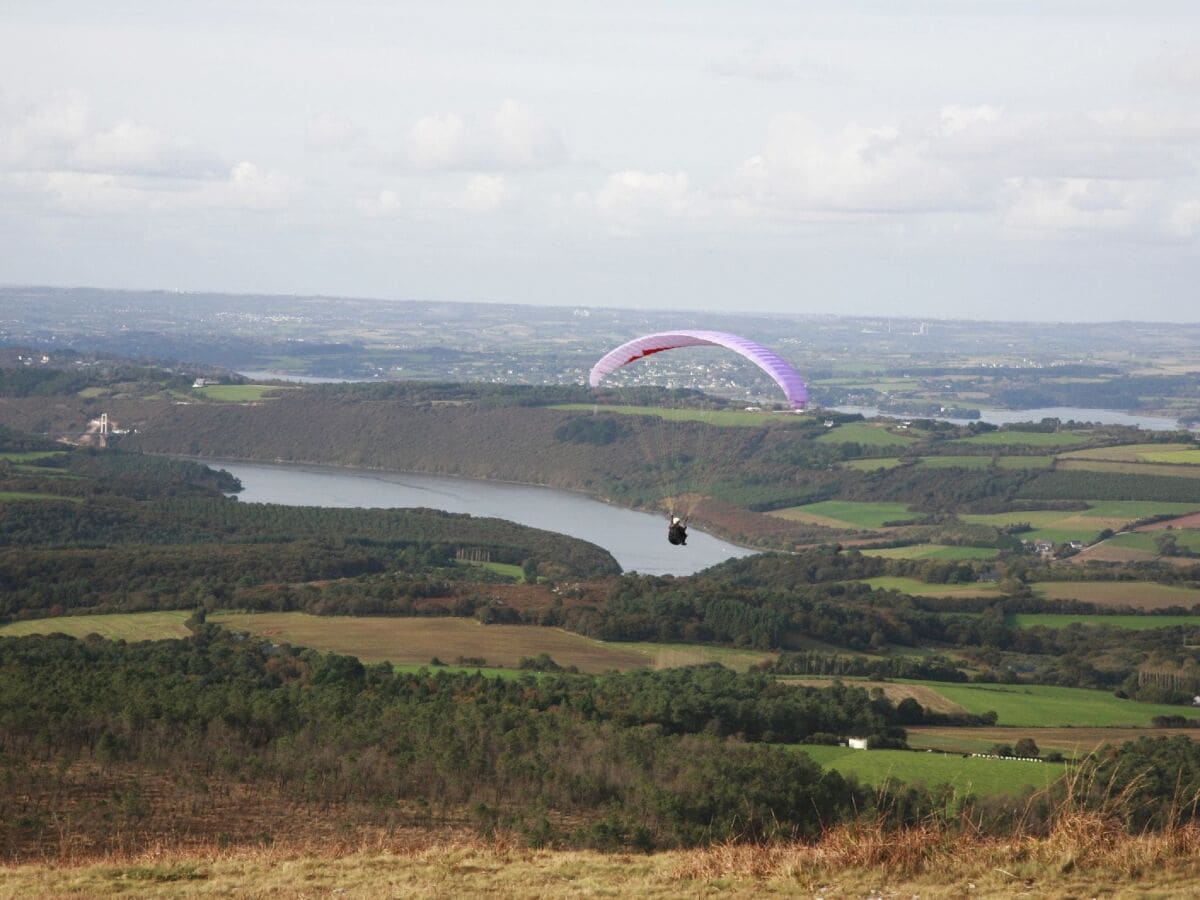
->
[211,613,652,673]
[5,820,1200,899]
[777,678,968,716]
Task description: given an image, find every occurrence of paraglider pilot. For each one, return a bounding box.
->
[667,516,688,546]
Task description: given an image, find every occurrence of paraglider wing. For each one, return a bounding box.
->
[588,330,807,409]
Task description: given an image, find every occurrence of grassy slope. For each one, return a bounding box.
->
[0,450,68,462]
[905,680,1199,727]
[1007,613,1200,631]
[917,455,1054,469]
[1061,443,1200,464]
[960,500,1200,543]
[815,422,916,447]
[195,384,283,402]
[211,613,652,673]
[0,613,773,674]
[0,491,69,502]
[1057,458,1200,478]
[795,744,1064,796]
[0,611,194,640]
[1035,580,1200,609]
[7,833,1200,899]
[861,544,999,561]
[841,457,905,470]
[549,403,802,427]
[949,431,1091,447]
[907,725,1200,755]
[770,500,916,528]
[863,576,999,597]
[1110,529,1200,553]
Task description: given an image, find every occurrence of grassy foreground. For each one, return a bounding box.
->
[5,823,1200,898]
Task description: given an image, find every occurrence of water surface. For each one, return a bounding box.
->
[212,460,753,576]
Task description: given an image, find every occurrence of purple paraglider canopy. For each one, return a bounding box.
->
[589,330,808,409]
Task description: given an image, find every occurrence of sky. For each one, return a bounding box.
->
[2,1,1200,321]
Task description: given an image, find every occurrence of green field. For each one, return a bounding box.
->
[211,613,654,672]
[950,431,1090,448]
[863,576,999,597]
[0,611,194,641]
[861,544,999,561]
[1007,613,1200,631]
[960,500,1200,544]
[0,491,71,502]
[770,500,917,529]
[917,455,1053,470]
[794,744,1063,796]
[549,404,803,427]
[1109,530,1200,553]
[907,726,1200,756]
[842,457,906,471]
[1060,443,1200,465]
[196,384,281,402]
[815,422,916,447]
[0,450,68,462]
[1058,458,1200,478]
[605,641,775,671]
[904,681,1198,727]
[459,559,525,580]
[1033,580,1200,610]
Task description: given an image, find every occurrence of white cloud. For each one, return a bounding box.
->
[1001,177,1141,234]
[728,106,1200,242]
[72,120,215,178]
[0,92,90,168]
[705,41,826,83]
[456,174,509,214]
[1,94,216,177]
[399,100,564,171]
[210,161,296,211]
[732,116,970,216]
[0,93,295,216]
[585,170,697,232]
[489,100,564,169]
[306,111,362,151]
[937,105,1003,137]
[357,188,403,219]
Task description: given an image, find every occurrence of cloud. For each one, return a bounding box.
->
[1143,46,1200,93]
[731,116,970,216]
[1,94,217,178]
[705,41,827,83]
[306,111,363,151]
[72,120,216,178]
[582,170,698,232]
[727,106,1200,241]
[357,188,403,219]
[0,93,296,215]
[456,174,509,214]
[398,100,565,171]
[1,159,297,217]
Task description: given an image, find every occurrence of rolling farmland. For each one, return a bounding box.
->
[795,744,1064,796]
[211,613,653,672]
[0,611,194,641]
[1034,580,1200,610]
[769,500,916,529]
[904,681,1200,727]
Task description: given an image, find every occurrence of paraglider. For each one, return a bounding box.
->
[588,330,808,545]
[588,330,808,410]
[667,516,688,546]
